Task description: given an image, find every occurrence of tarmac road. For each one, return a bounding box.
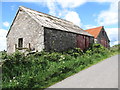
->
[48,55,118,88]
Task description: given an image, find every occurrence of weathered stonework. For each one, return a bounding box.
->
[97,28,110,48]
[85,26,110,48]
[44,27,76,52]
[7,10,44,53]
[7,6,94,53]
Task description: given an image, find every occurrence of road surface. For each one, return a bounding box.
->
[48,55,118,88]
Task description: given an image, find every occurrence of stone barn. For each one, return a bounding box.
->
[85,26,110,48]
[6,6,94,53]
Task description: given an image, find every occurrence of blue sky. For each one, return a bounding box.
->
[0,0,119,51]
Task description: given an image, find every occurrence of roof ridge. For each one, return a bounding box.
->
[85,26,103,38]
[19,6,73,24]
[85,26,103,31]
[7,6,93,37]
[18,6,93,37]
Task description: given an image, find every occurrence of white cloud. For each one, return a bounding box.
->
[84,25,98,30]
[64,11,82,26]
[97,11,117,25]
[105,28,118,46]
[44,0,57,16]
[12,0,118,27]
[3,22,10,27]
[49,0,114,9]
[0,29,8,51]
[97,1,118,26]
[43,0,118,27]
[56,0,86,8]
[58,0,115,8]
[56,0,115,8]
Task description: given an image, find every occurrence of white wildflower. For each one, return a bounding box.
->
[62,57,65,59]
[10,80,12,82]
[17,82,19,85]
[60,55,65,60]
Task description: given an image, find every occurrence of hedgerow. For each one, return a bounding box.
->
[1,44,119,89]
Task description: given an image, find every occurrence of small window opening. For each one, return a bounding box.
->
[102,31,105,36]
[18,38,23,48]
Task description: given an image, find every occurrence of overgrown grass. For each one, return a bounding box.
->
[1,44,119,89]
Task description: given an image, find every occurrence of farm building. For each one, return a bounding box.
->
[85,26,110,48]
[6,6,94,53]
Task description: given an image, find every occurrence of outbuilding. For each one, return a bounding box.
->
[6,6,94,53]
[85,26,110,48]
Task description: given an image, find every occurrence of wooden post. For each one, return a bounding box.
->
[29,43,31,50]
[15,44,17,51]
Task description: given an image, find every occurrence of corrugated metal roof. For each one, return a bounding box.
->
[85,26,103,38]
[19,6,93,37]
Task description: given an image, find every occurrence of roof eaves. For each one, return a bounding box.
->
[85,26,103,38]
[44,26,94,37]
[20,6,93,37]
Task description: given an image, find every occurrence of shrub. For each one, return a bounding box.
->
[86,44,110,56]
[110,44,120,54]
[43,52,62,62]
[64,48,83,58]
[2,44,118,89]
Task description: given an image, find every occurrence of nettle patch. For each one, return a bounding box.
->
[1,44,118,89]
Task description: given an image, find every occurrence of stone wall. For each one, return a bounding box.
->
[44,27,76,52]
[7,8,94,53]
[7,10,44,53]
[97,29,110,48]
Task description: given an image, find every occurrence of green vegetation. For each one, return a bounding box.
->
[1,44,119,89]
[110,44,120,54]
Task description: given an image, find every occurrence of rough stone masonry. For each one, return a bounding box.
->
[6,6,94,53]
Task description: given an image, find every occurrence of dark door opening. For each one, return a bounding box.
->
[18,38,23,48]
